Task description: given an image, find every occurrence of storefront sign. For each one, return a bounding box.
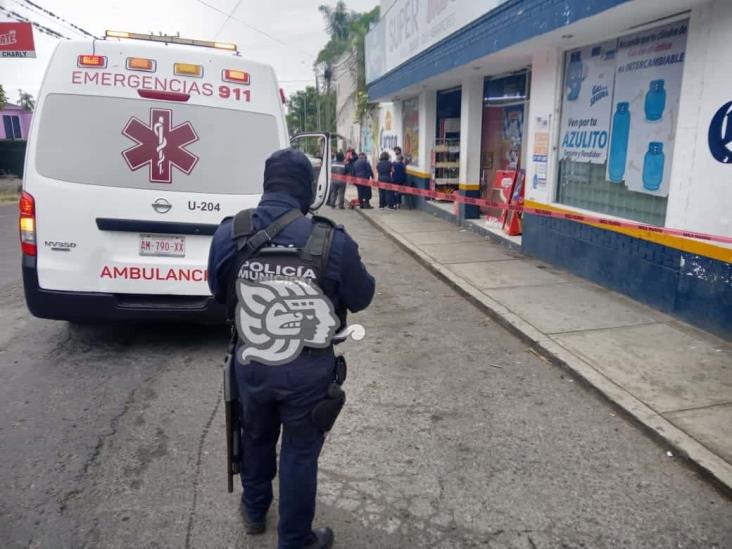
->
[0,22,36,58]
[607,21,688,196]
[559,41,616,164]
[365,0,509,83]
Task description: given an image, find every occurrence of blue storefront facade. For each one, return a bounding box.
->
[365,0,731,338]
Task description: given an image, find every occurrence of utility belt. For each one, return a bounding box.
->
[301,345,335,357]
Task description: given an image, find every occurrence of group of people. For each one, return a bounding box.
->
[327,146,408,210]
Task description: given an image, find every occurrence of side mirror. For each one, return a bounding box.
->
[290,132,331,212]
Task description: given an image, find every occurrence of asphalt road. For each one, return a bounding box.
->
[0,202,730,548]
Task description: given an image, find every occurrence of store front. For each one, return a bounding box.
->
[365,0,732,336]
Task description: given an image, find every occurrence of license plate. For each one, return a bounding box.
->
[139,234,185,257]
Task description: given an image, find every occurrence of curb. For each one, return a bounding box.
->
[356,207,732,498]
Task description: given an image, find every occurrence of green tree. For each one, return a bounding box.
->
[314,3,380,132]
[286,86,319,135]
[0,85,6,110]
[18,89,35,111]
[318,2,353,43]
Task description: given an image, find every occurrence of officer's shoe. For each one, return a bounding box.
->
[239,503,266,535]
[303,527,334,549]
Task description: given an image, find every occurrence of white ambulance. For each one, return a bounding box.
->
[21,32,330,322]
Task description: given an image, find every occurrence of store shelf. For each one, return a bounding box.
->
[433,137,460,192]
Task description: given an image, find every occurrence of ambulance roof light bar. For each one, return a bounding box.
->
[105,31,237,52]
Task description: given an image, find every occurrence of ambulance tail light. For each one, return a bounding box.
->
[127,57,156,72]
[19,192,37,256]
[174,63,203,77]
[280,88,286,104]
[78,55,107,68]
[222,69,250,84]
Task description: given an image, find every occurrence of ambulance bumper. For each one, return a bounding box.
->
[22,255,227,324]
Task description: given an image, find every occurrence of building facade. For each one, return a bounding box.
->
[332,49,361,152]
[364,0,731,338]
[1,103,32,140]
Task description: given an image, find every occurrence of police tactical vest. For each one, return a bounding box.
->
[228,208,339,365]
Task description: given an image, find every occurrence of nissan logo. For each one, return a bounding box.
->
[152,198,172,214]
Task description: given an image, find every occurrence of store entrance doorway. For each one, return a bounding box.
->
[480,72,530,218]
[434,87,462,194]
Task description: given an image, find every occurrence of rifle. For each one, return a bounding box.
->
[223,327,241,493]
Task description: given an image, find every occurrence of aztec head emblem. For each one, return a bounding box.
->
[235,278,340,365]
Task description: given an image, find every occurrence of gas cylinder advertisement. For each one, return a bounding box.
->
[607,21,688,196]
[559,21,688,197]
[559,41,616,165]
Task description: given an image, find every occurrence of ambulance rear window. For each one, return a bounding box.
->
[35,94,280,194]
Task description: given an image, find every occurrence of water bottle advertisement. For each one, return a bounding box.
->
[607,21,688,196]
[559,41,616,164]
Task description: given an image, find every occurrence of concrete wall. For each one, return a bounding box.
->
[665,0,732,241]
[332,50,360,151]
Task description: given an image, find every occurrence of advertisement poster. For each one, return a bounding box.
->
[607,21,688,196]
[559,41,616,164]
[503,105,524,169]
[532,116,549,189]
[402,97,419,166]
[378,104,398,154]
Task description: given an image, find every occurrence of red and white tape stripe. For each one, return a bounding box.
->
[332,173,732,245]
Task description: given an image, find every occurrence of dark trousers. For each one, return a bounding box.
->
[329,182,346,208]
[356,184,372,204]
[378,187,389,208]
[236,355,335,549]
[401,181,416,209]
[388,187,401,208]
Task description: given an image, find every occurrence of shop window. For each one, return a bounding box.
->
[556,20,688,226]
[3,115,22,139]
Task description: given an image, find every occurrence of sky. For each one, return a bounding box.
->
[0,0,378,103]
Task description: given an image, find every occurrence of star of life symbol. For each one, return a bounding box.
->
[235,277,364,366]
[121,108,199,183]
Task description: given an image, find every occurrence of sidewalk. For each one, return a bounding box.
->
[355,204,732,493]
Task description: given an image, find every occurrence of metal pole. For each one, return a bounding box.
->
[315,69,321,130]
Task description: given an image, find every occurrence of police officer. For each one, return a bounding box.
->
[208,149,375,549]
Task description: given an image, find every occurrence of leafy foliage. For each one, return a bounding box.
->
[18,90,35,111]
[313,3,379,129]
[0,85,6,110]
[286,3,380,137]
[286,86,337,136]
